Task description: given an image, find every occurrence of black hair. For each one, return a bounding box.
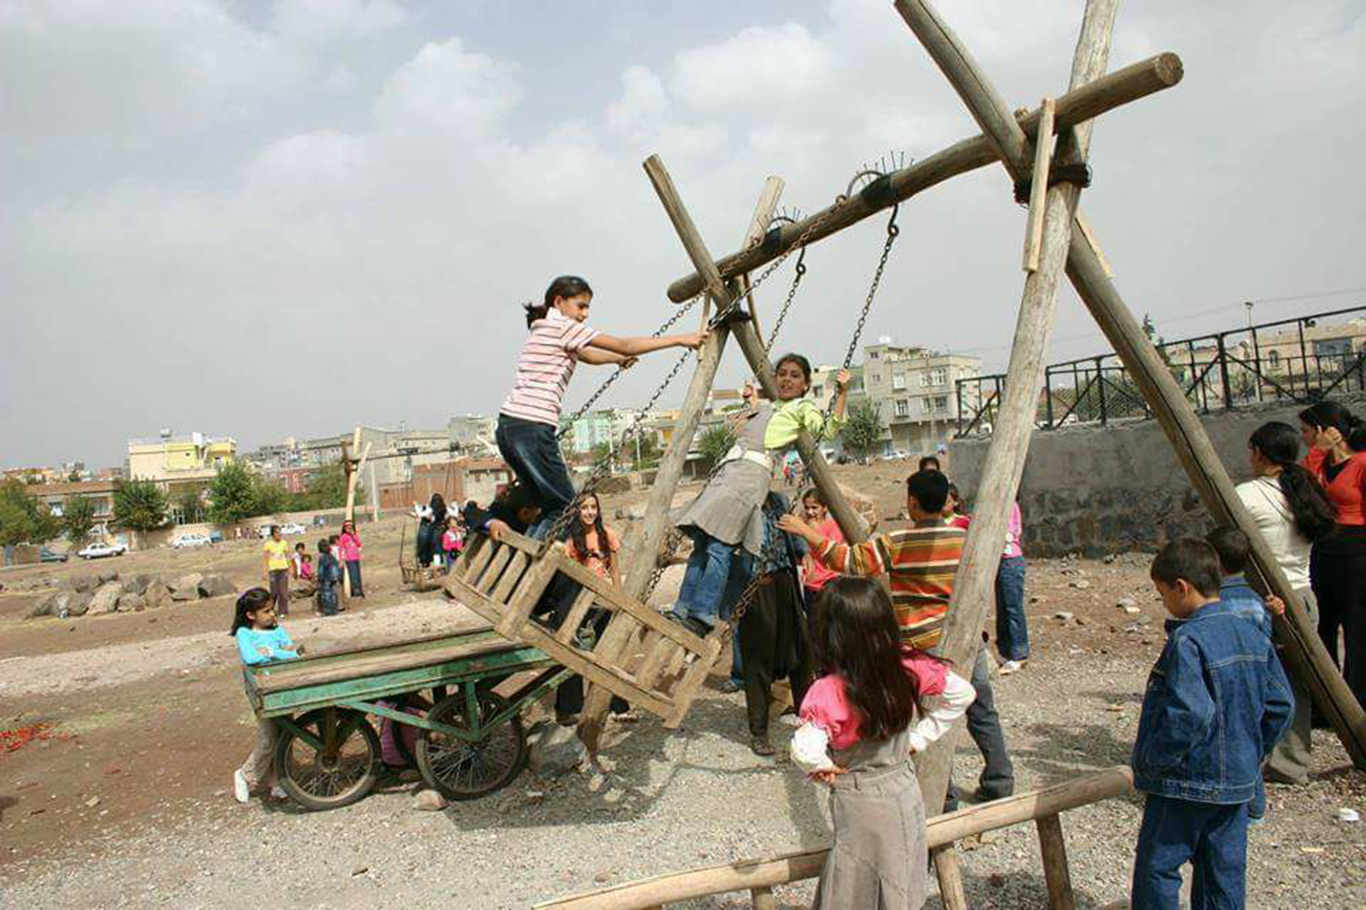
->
[269,524,280,536]
[1299,400,1366,452]
[294,541,306,552]
[906,469,950,514]
[430,493,447,527]
[1150,538,1222,598]
[1205,526,1250,575]
[801,487,825,506]
[811,577,943,740]
[773,353,813,384]
[1249,421,1337,542]
[524,275,593,328]
[318,538,331,554]
[919,455,941,472]
[229,587,274,636]
[944,481,964,515]
[569,492,612,573]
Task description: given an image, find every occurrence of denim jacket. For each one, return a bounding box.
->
[1218,574,1272,638]
[1131,599,1293,804]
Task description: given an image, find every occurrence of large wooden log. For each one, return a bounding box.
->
[897,0,1366,768]
[621,176,784,597]
[665,52,1181,303]
[898,0,1122,818]
[531,766,1133,910]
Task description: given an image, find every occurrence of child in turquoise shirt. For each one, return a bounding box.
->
[231,588,303,804]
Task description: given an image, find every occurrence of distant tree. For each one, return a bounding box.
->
[626,433,662,470]
[67,470,82,483]
[0,480,60,546]
[112,479,169,533]
[174,488,206,524]
[698,424,737,467]
[289,464,347,511]
[207,463,257,524]
[61,496,97,544]
[840,400,884,458]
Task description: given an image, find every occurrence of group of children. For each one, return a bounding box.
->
[229,274,1299,909]
[262,518,365,618]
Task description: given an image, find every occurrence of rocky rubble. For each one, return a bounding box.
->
[22,570,239,620]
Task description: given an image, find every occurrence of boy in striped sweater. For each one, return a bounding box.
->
[778,469,1015,808]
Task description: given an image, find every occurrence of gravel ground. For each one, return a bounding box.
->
[2,555,1364,909]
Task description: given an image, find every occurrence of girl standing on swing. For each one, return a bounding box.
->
[498,276,706,539]
[671,354,850,634]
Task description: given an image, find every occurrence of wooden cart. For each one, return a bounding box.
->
[244,624,571,811]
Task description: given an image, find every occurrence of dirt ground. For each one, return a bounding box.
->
[2,462,1363,908]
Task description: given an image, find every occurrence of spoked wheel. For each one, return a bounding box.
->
[275,707,381,811]
[416,691,527,801]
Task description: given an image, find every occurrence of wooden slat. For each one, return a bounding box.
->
[508,619,672,717]
[633,632,676,692]
[663,635,723,729]
[554,556,710,655]
[490,550,530,604]
[252,635,523,694]
[555,587,599,645]
[496,554,560,639]
[1036,813,1077,910]
[1022,95,1056,273]
[462,535,497,584]
[477,545,515,595]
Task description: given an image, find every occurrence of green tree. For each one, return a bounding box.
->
[626,433,662,470]
[590,441,615,471]
[208,463,286,523]
[67,470,81,482]
[112,479,169,533]
[289,464,347,511]
[0,480,60,546]
[61,496,97,544]
[174,488,206,524]
[698,424,737,467]
[840,400,883,457]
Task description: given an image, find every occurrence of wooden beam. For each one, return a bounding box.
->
[531,766,1134,909]
[1022,96,1056,273]
[1035,813,1077,910]
[931,844,968,910]
[665,52,1182,302]
[898,0,1366,769]
[898,0,1123,817]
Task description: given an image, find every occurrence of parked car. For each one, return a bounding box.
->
[78,541,127,559]
[172,533,212,549]
[40,546,69,563]
[280,522,307,536]
[208,530,224,544]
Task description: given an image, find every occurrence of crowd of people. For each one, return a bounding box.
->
[258,517,366,618]
[228,274,1364,909]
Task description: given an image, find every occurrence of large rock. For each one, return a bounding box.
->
[169,573,205,601]
[526,722,588,778]
[26,592,59,619]
[197,573,237,599]
[144,581,171,609]
[66,591,92,617]
[90,581,125,614]
[71,575,98,593]
[96,569,120,585]
[117,593,146,612]
[123,574,152,596]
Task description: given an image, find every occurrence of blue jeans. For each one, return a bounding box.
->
[1132,794,1248,909]
[720,550,756,684]
[994,555,1029,661]
[496,414,577,540]
[675,529,736,626]
[945,649,1016,810]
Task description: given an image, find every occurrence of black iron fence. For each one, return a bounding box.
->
[956,306,1366,436]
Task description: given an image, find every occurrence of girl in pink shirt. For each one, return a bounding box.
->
[337,519,364,599]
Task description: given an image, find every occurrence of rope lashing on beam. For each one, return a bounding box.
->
[1013,162,1092,206]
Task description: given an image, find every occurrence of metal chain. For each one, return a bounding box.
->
[763,245,808,353]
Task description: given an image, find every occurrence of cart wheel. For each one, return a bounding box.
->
[275,707,381,811]
[416,691,527,800]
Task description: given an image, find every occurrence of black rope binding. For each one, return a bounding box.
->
[1013,162,1092,206]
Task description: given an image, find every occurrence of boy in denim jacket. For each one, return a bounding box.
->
[1131,539,1293,909]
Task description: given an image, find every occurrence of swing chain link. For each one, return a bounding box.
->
[762,245,808,353]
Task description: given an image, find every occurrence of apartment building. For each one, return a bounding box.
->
[861,339,981,456]
[125,431,236,491]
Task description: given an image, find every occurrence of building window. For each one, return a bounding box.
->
[892,374,906,391]
[895,399,910,417]
[935,396,949,411]
[812,385,823,398]
[920,367,947,387]
[870,351,879,360]
[921,398,933,414]
[1267,350,1280,368]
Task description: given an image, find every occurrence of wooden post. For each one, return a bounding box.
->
[1035,813,1077,910]
[1022,96,1056,273]
[896,0,1366,768]
[930,845,968,910]
[342,428,365,597]
[749,885,777,910]
[578,174,785,753]
[664,53,1182,303]
[897,0,1123,817]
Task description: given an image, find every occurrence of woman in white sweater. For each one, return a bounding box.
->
[1235,421,1337,784]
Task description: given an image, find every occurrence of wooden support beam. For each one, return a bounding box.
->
[665,51,1182,302]
[898,0,1123,817]
[931,844,968,910]
[1035,813,1077,910]
[749,885,777,910]
[532,766,1134,910]
[897,0,1366,769]
[1022,96,1056,273]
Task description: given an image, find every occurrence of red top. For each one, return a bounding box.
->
[801,517,844,592]
[798,647,949,750]
[1313,451,1366,527]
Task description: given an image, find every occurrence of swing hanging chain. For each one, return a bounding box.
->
[762,244,808,353]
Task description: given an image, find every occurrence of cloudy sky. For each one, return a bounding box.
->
[3,0,1364,469]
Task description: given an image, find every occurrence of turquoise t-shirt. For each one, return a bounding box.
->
[236,626,299,666]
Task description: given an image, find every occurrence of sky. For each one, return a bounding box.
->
[3,0,1364,469]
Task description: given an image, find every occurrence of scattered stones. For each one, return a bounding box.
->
[411,790,448,812]
[1052,612,1075,623]
[122,574,152,596]
[66,592,92,617]
[83,796,101,808]
[96,569,120,585]
[117,593,146,613]
[144,581,171,609]
[1338,808,1360,823]
[1028,594,1046,605]
[196,573,237,599]
[1069,579,1091,590]
[527,722,588,777]
[70,576,98,594]
[26,592,59,619]
[168,573,204,602]
[89,582,125,615]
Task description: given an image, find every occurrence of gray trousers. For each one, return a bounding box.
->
[240,718,281,791]
[1266,589,1317,784]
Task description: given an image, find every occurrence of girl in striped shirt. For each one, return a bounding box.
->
[496,275,705,540]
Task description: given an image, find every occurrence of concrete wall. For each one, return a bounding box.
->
[947,394,1366,558]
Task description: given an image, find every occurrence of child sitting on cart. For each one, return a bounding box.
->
[232,588,303,805]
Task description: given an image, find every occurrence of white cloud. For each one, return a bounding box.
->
[670,23,834,113]
[374,37,520,136]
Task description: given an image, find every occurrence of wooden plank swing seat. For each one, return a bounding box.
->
[443,529,724,728]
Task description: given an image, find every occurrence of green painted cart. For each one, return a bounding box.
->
[244,624,571,811]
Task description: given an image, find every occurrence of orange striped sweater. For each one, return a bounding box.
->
[814,524,965,649]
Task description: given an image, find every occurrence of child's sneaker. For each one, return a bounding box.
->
[998,659,1027,676]
[269,784,288,801]
[233,769,250,804]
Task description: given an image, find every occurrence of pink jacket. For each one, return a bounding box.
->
[337,531,363,562]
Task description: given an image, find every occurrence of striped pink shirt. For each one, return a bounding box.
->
[500,309,601,426]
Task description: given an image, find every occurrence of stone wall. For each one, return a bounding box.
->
[947,394,1366,558]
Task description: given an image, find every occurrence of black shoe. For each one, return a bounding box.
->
[717,679,743,694]
[750,735,775,757]
[973,787,1014,803]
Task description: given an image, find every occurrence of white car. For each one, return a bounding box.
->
[172,533,212,549]
[78,541,127,559]
[280,523,307,536]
